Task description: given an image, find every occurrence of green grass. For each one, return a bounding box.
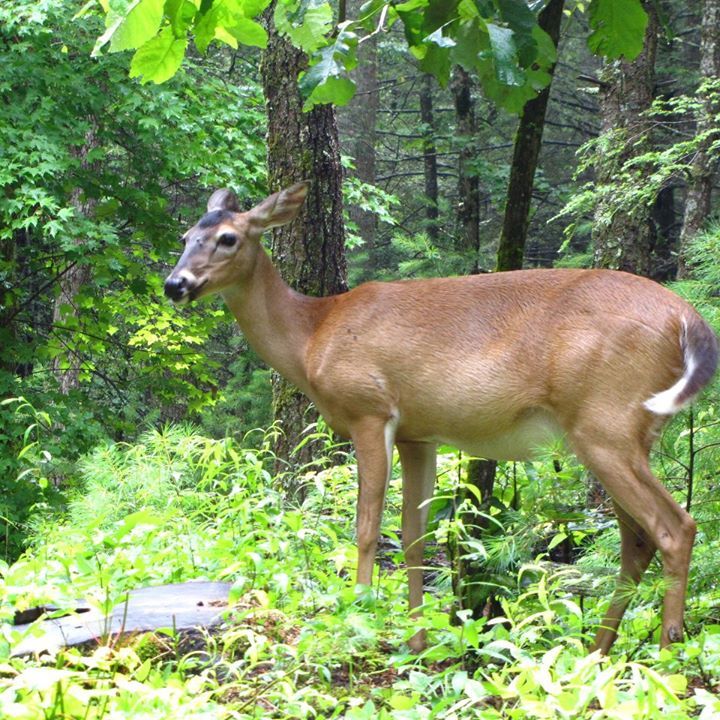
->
[1,425,719,718]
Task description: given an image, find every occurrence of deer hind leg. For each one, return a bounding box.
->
[397,441,437,652]
[573,436,696,650]
[591,502,657,654]
[351,415,397,587]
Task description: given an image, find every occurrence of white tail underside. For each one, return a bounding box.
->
[644,321,694,416]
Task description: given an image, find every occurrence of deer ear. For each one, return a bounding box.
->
[247,181,309,230]
[207,188,240,213]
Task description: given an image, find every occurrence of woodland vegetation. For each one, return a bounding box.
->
[2,0,720,717]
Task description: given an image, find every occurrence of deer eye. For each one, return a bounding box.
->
[218,232,238,247]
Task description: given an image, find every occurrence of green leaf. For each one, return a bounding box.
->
[302,75,355,110]
[195,0,269,53]
[587,0,648,60]
[451,17,487,72]
[497,0,536,32]
[500,2,538,68]
[93,0,165,55]
[422,0,460,34]
[486,23,523,86]
[395,1,427,48]
[164,0,197,36]
[274,0,333,54]
[299,26,358,110]
[219,16,268,48]
[419,42,452,86]
[129,26,188,83]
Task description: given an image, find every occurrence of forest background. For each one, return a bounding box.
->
[2,0,720,717]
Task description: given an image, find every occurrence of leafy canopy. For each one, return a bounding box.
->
[91,0,649,114]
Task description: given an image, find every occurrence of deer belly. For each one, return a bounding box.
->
[422,408,562,461]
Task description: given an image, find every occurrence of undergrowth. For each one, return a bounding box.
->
[1,425,719,718]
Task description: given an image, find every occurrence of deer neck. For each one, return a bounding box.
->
[221,248,325,393]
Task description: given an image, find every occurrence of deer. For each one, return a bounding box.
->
[164,181,718,654]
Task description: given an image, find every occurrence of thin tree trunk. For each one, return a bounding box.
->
[496,0,565,272]
[52,122,99,394]
[261,5,348,481]
[342,1,379,267]
[419,73,439,241]
[592,2,659,276]
[677,0,720,278]
[450,66,480,269]
[0,233,16,378]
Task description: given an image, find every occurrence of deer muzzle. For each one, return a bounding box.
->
[164,269,205,304]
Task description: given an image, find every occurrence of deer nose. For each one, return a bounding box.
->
[164,275,188,301]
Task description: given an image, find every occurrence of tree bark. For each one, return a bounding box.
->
[342,0,379,266]
[52,122,99,394]
[677,0,720,278]
[592,2,659,276]
[450,66,480,269]
[261,6,348,480]
[0,234,16,378]
[496,0,565,272]
[419,73,439,241]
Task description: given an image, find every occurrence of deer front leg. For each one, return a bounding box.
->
[351,416,397,587]
[397,441,437,653]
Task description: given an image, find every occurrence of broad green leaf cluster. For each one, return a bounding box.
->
[91,0,650,113]
[0,0,268,559]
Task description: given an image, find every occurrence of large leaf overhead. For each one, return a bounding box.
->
[129,26,187,83]
[587,0,648,60]
[91,0,651,113]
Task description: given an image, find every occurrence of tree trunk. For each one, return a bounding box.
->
[0,234,16,378]
[52,122,99,393]
[496,0,565,272]
[677,0,720,278]
[592,2,659,276]
[419,73,439,241]
[261,6,348,481]
[342,0,379,267]
[450,66,480,269]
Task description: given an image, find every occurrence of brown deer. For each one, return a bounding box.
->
[164,182,717,653]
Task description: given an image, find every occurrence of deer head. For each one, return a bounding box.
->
[164,182,309,304]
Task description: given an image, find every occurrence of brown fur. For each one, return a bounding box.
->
[166,183,717,653]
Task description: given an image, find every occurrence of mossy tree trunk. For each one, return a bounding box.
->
[260,5,348,485]
[340,0,379,270]
[677,0,720,278]
[52,122,99,394]
[450,66,480,270]
[592,2,659,276]
[419,73,439,241]
[496,0,565,273]
[0,233,16,379]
